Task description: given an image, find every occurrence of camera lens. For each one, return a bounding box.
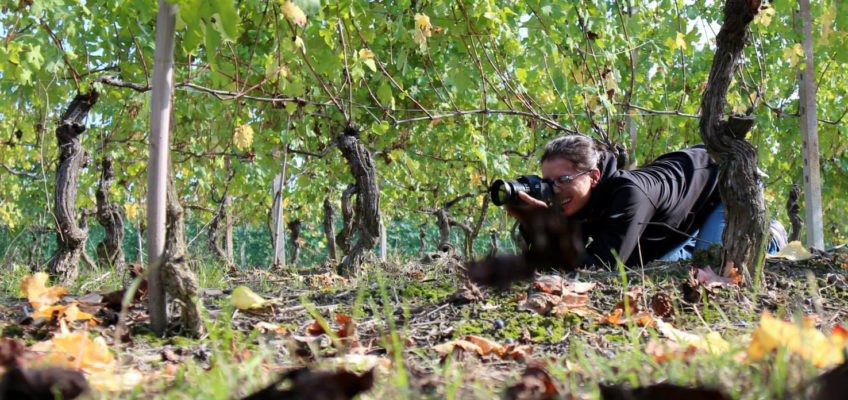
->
[489,180,513,206]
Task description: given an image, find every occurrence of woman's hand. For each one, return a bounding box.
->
[505,192,549,226]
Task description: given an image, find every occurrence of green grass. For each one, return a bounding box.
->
[1,251,846,399]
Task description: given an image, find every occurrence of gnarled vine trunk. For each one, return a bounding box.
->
[161,170,203,337]
[207,167,235,268]
[336,128,380,276]
[48,91,99,285]
[288,219,302,265]
[95,156,127,280]
[786,184,803,243]
[336,183,357,255]
[323,197,337,262]
[699,0,765,283]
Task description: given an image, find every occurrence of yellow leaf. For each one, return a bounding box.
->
[822,6,836,43]
[655,320,729,354]
[32,303,99,324]
[768,240,814,261]
[755,5,776,27]
[233,124,254,151]
[358,48,375,59]
[62,303,99,324]
[20,272,69,310]
[414,13,432,34]
[783,43,804,68]
[746,312,846,368]
[413,13,432,50]
[674,32,687,50]
[231,285,273,310]
[280,1,307,26]
[124,202,139,220]
[413,28,428,50]
[45,321,117,372]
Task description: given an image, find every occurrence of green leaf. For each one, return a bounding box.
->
[363,58,377,73]
[209,0,240,42]
[377,80,394,110]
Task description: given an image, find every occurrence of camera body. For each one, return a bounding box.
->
[489,175,554,206]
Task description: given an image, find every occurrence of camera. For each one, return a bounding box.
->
[489,175,554,206]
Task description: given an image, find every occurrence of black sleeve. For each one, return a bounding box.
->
[583,185,655,267]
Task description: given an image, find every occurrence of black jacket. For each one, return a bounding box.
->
[568,145,721,267]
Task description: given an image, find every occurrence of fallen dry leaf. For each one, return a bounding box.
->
[432,335,533,361]
[645,339,699,363]
[652,320,729,357]
[254,322,290,335]
[600,309,655,327]
[33,303,99,325]
[520,276,594,316]
[520,292,562,315]
[231,286,275,311]
[47,323,116,372]
[746,312,847,368]
[20,272,69,311]
[696,266,740,288]
[448,281,483,305]
[534,275,564,294]
[309,272,350,289]
[600,288,654,326]
[769,240,815,261]
[504,362,560,400]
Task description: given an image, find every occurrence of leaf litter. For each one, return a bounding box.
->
[1,245,847,398]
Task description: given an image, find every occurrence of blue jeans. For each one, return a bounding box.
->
[658,203,782,261]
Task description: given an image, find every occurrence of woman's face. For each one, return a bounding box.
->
[541,157,600,217]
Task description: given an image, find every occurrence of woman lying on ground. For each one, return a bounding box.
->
[506,134,786,268]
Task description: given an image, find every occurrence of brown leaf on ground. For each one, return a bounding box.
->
[100,284,147,312]
[649,291,674,318]
[241,368,374,400]
[521,276,594,316]
[613,287,643,313]
[815,361,848,400]
[433,335,534,361]
[501,343,535,362]
[644,340,698,364]
[335,314,356,338]
[504,362,560,400]
[0,366,89,400]
[307,319,327,336]
[0,338,25,368]
[600,288,653,326]
[696,265,740,288]
[550,293,591,317]
[309,272,350,289]
[599,382,730,400]
[520,292,562,314]
[534,275,564,294]
[307,314,357,341]
[599,309,655,327]
[230,339,252,364]
[448,281,483,304]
